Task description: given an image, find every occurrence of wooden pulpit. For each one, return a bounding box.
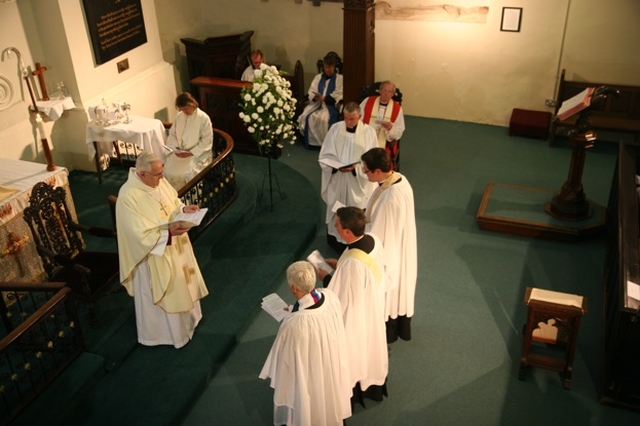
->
[190,76,260,156]
[181,32,254,95]
[343,0,375,103]
[519,287,587,390]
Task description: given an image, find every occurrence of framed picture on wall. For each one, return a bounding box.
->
[501,7,522,32]
[82,0,148,65]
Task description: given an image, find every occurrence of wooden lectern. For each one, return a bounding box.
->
[190,76,260,156]
[181,32,253,95]
[519,287,587,390]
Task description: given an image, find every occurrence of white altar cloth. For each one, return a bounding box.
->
[85,115,167,162]
[0,159,70,226]
[29,96,75,120]
[0,158,73,282]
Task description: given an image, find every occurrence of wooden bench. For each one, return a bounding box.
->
[549,69,640,146]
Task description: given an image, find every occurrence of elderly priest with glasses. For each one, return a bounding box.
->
[115,151,209,349]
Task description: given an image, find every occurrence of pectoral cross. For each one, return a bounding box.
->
[159,201,169,216]
[1,232,30,276]
[32,62,49,101]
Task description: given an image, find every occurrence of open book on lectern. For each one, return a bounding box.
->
[556,87,595,121]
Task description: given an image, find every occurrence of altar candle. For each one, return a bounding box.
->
[35,113,46,140]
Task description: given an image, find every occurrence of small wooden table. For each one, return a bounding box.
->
[519,287,587,390]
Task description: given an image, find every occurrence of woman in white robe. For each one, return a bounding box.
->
[164,92,213,190]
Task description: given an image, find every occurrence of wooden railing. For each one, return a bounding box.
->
[0,282,84,425]
[107,128,238,240]
[176,128,237,240]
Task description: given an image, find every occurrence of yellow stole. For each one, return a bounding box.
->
[338,246,382,284]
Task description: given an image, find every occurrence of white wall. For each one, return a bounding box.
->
[154,0,344,96]
[0,0,176,170]
[155,0,640,126]
[1,0,639,168]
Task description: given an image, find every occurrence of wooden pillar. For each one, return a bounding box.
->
[343,0,375,104]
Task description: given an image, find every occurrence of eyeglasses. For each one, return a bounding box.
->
[144,171,164,178]
[362,167,373,174]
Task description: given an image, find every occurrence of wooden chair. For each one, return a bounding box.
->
[359,82,404,171]
[315,51,344,75]
[22,182,120,328]
[289,60,306,118]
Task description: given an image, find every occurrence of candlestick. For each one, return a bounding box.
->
[35,113,55,171]
[35,113,45,140]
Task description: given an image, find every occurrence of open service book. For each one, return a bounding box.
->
[158,208,208,230]
[556,87,595,121]
[319,157,360,170]
[306,249,335,274]
[261,293,290,322]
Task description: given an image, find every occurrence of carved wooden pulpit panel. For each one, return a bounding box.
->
[190,76,260,156]
[343,0,375,103]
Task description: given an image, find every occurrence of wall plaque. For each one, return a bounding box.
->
[82,0,148,65]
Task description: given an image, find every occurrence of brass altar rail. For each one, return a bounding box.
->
[0,281,84,425]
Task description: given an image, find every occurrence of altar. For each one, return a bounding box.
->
[0,159,76,283]
[85,115,167,183]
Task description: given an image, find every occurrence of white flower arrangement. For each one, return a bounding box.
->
[239,66,298,157]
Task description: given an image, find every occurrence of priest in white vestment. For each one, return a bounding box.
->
[260,261,352,426]
[240,49,270,82]
[116,151,209,349]
[318,102,378,253]
[163,92,213,190]
[361,148,418,343]
[298,52,343,147]
[317,207,389,405]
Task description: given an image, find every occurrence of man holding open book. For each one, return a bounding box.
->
[260,261,352,426]
[316,207,389,406]
[319,101,378,253]
[116,151,209,349]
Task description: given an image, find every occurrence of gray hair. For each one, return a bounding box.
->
[135,151,161,173]
[380,80,396,92]
[343,101,361,115]
[286,261,316,293]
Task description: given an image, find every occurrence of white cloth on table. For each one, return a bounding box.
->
[30,96,75,120]
[85,115,167,162]
[0,158,69,225]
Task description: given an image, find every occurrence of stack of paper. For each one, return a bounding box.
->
[529,288,584,309]
[261,293,290,322]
